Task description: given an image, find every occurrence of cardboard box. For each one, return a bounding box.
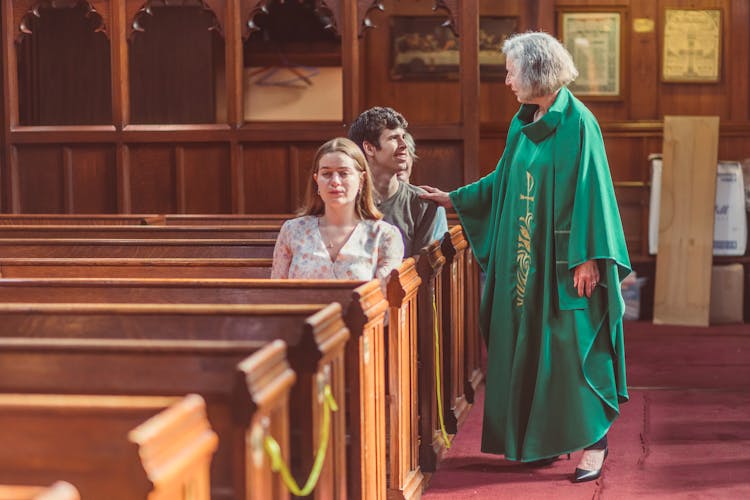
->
[709,264,744,324]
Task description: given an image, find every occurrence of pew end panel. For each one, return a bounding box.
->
[463,250,484,403]
[236,340,296,500]
[343,279,389,500]
[0,394,216,500]
[440,226,470,433]
[0,482,80,500]
[385,258,425,500]
[128,394,219,500]
[416,240,449,473]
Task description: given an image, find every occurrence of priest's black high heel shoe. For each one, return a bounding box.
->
[573,447,608,482]
[527,453,571,467]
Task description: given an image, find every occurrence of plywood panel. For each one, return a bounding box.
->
[653,116,719,326]
[17,146,63,213]
[129,145,175,213]
[181,145,231,213]
[71,147,117,213]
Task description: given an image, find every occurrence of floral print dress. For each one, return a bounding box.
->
[270,215,404,281]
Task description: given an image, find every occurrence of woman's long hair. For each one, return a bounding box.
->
[298,137,382,220]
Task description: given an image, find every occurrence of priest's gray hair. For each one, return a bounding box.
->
[502,31,578,97]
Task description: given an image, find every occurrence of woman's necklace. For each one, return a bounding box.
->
[319,217,359,255]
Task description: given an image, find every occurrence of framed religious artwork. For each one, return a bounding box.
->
[558,8,625,99]
[390,16,517,81]
[662,9,721,83]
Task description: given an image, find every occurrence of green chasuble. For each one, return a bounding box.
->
[450,87,631,461]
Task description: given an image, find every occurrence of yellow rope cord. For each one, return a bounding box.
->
[263,384,338,496]
[433,295,452,449]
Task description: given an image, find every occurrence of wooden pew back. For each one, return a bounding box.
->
[0,258,273,279]
[0,225,281,239]
[0,303,348,500]
[0,238,275,258]
[0,482,79,500]
[0,394,216,500]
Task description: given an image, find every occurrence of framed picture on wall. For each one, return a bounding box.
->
[662,9,721,83]
[558,8,624,99]
[390,16,517,81]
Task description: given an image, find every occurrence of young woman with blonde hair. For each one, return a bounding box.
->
[271,137,404,280]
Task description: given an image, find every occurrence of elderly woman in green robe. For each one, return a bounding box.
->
[420,31,631,483]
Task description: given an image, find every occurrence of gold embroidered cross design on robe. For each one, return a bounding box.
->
[515,172,535,307]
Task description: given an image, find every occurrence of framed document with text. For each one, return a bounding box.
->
[559,9,624,99]
[662,9,721,83]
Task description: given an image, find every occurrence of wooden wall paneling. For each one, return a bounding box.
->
[293,144,319,211]
[241,145,291,213]
[363,1,461,125]
[614,185,647,255]
[128,4,220,124]
[15,4,112,126]
[728,0,749,122]
[343,0,360,124]
[225,0,241,127]
[627,0,660,120]
[180,144,231,213]
[521,0,554,31]
[478,0,520,130]
[657,0,731,119]
[112,0,129,127]
[68,146,117,213]
[604,136,649,182]
[230,142,244,212]
[2,2,17,211]
[16,145,63,213]
[129,145,176,213]
[410,141,463,191]
[478,133,505,177]
[116,143,131,212]
[460,0,480,184]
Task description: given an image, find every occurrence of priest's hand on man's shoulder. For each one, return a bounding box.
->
[419,185,453,209]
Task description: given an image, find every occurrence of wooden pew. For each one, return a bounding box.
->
[440,226,470,432]
[0,225,281,239]
[0,258,273,278]
[165,214,293,225]
[0,269,421,500]
[0,303,349,500]
[415,240,450,472]
[0,238,275,258]
[0,394,217,500]
[447,213,484,404]
[0,338,295,500]
[0,482,79,500]
[385,262,425,499]
[463,244,484,404]
[0,214,165,225]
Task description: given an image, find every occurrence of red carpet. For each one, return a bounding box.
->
[423,321,750,499]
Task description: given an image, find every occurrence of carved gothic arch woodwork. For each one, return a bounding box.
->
[14,0,110,43]
[357,0,383,37]
[433,0,459,36]
[127,0,224,40]
[241,0,339,41]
